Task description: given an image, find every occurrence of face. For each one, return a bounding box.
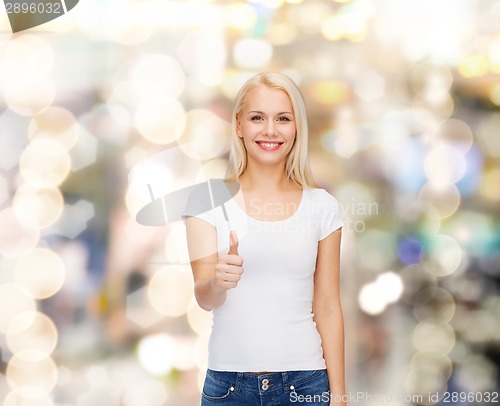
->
[236,86,296,169]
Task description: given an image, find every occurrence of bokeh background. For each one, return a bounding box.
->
[0,0,500,405]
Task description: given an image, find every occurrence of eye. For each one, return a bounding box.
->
[251,116,263,121]
[278,116,291,122]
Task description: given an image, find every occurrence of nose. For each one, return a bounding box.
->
[264,121,277,136]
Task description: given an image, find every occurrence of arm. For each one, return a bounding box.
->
[185,216,242,311]
[313,228,346,405]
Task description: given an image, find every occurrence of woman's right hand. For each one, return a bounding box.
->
[213,231,243,291]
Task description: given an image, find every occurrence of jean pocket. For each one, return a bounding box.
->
[202,373,234,402]
[289,370,330,404]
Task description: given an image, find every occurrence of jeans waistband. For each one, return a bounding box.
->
[206,369,325,395]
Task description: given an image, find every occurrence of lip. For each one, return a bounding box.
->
[255,141,284,151]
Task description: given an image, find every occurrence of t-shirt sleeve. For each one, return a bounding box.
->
[181,184,216,226]
[319,189,344,240]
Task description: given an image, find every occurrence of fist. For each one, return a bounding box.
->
[213,231,243,291]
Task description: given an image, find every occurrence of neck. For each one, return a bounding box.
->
[238,162,294,192]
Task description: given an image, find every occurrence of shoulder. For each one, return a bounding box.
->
[306,188,340,207]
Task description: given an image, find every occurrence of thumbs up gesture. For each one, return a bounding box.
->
[213,231,243,291]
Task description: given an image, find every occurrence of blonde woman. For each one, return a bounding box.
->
[183,72,346,406]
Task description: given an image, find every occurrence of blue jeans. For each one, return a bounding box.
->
[201,369,331,405]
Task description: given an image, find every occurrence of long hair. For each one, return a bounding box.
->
[225,72,317,188]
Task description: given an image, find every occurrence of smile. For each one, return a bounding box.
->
[255,141,284,151]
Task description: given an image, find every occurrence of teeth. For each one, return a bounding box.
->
[259,142,280,148]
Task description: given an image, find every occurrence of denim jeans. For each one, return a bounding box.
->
[201,369,331,405]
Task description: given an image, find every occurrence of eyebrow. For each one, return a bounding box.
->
[248,110,293,115]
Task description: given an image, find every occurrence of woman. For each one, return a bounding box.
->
[183,72,346,405]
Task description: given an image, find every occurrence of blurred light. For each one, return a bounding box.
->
[358,281,386,315]
[413,287,455,324]
[177,109,230,160]
[137,334,175,375]
[122,379,168,406]
[433,119,473,153]
[14,248,66,299]
[134,97,186,145]
[446,211,496,256]
[79,104,131,146]
[148,266,194,317]
[457,54,489,78]
[267,23,298,45]
[479,166,500,202]
[220,70,255,100]
[164,224,190,264]
[422,234,463,277]
[233,38,273,69]
[413,320,455,354]
[410,62,453,104]
[405,357,448,399]
[131,54,185,100]
[194,331,210,370]
[176,27,227,87]
[0,35,54,91]
[410,352,453,382]
[286,2,330,33]
[19,139,71,188]
[13,184,64,230]
[357,230,397,271]
[5,77,56,116]
[477,113,500,157]
[6,352,58,398]
[400,264,437,305]
[309,80,350,105]
[126,286,164,329]
[224,3,257,30]
[418,182,461,219]
[399,201,441,237]
[0,208,40,258]
[187,297,213,335]
[126,163,174,217]
[354,70,385,102]
[53,199,94,239]
[397,237,423,265]
[261,0,284,7]
[321,8,368,42]
[77,366,121,406]
[358,271,403,315]
[102,2,153,45]
[424,143,466,188]
[0,283,36,334]
[68,127,98,171]
[6,311,58,360]
[377,272,404,303]
[202,159,228,179]
[28,107,79,150]
[490,84,500,106]
[172,336,196,371]
[455,145,483,196]
[0,175,8,205]
[3,392,53,406]
[455,355,497,392]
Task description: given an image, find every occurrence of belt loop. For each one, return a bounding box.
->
[235,372,243,394]
[282,372,289,393]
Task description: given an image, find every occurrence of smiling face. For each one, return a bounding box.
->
[236,86,297,170]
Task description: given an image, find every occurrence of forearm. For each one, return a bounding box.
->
[315,304,346,402]
[194,275,227,311]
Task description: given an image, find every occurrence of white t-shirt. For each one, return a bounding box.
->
[183,185,344,372]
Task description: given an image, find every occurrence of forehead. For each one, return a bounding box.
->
[242,86,293,112]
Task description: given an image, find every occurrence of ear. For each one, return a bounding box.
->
[236,116,243,138]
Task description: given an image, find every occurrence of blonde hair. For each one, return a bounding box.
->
[225,72,317,188]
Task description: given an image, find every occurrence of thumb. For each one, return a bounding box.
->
[228,230,239,255]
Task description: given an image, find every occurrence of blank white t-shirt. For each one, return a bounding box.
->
[183,186,344,372]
